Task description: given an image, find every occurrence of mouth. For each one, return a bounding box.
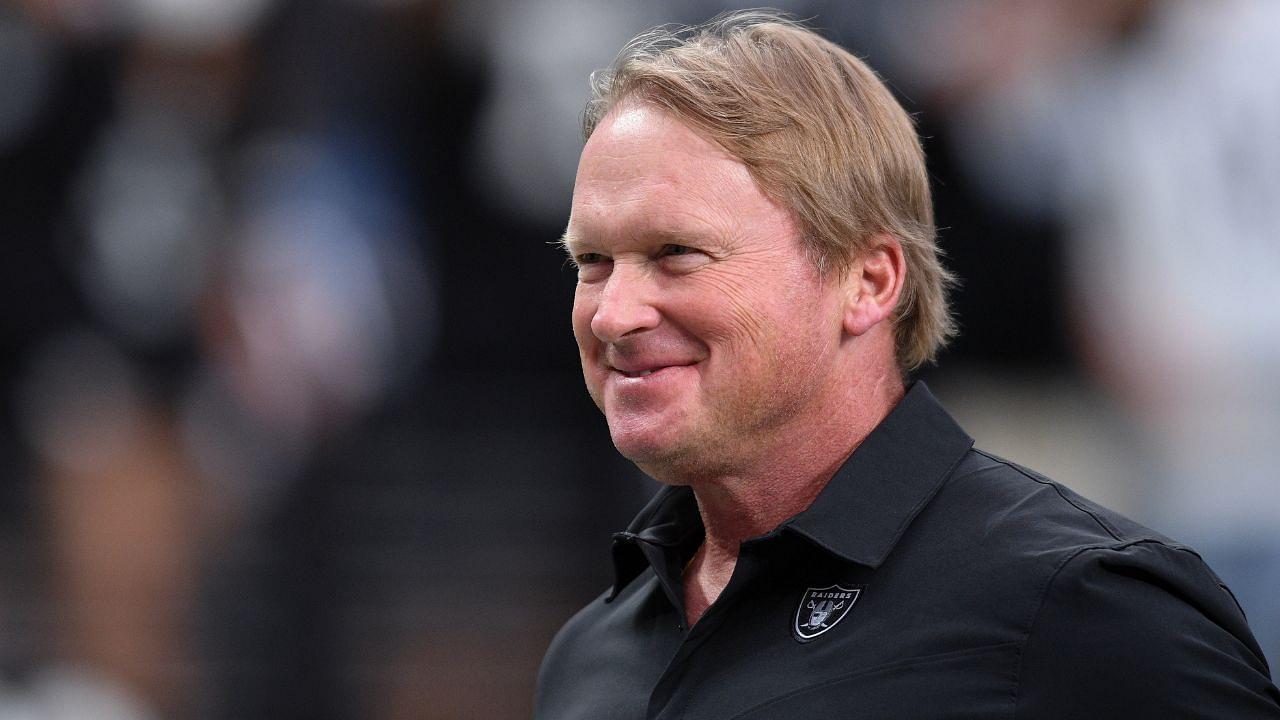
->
[619,368,661,378]
[609,362,696,379]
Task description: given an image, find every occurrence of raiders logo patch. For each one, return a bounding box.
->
[793,584,861,642]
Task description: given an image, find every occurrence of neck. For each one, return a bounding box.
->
[676,356,904,625]
[691,368,902,552]
[696,353,906,543]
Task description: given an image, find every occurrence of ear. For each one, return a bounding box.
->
[843,234,906,337]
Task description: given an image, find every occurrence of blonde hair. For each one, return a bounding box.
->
[582,10,956,371]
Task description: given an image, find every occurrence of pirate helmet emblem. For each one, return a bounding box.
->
[793,584,861,642]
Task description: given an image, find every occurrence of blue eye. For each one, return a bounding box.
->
[660,244,694,256]
[576,252,606,265]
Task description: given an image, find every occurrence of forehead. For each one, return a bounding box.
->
[567,104,787,244]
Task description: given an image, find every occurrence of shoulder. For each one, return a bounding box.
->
[532,587,611,717]
[936,449,1279,717]
[944,447,1178,549]
[533,573,669,719]
[902,447,1189,610]
[535,586,613,681]
[1013,539,1280,717]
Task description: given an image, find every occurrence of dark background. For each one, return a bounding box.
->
[1,1,1276,717]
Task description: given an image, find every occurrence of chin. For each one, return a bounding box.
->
[610,427,675,462]
[609,422,728,485]
[609,419,685,466]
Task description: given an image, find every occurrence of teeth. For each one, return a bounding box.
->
[620,368,658,378]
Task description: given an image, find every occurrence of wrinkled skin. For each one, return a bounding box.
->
[564,104,854,482]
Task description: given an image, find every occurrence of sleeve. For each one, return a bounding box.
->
[1014,540,1280,719]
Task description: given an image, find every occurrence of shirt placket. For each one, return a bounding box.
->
[643,535,776,720]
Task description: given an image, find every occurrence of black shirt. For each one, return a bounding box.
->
[533,383,1280,719]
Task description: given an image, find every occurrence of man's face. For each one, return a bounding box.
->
[565,105,848,478]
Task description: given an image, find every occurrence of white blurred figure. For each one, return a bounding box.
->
[73,113,221,346]
[895,0,1280,661]
[468,0,691,223]
[1060,2,1280,664]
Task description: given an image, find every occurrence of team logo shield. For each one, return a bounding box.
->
[793,584,861,642]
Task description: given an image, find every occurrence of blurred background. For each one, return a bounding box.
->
[0,0,1277,717]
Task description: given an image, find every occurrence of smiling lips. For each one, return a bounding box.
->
[609,361,697,379]
[621,368,659,378]
[616,366,677,378]
[603,341,704,384]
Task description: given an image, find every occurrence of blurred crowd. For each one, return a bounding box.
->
[0,0,1276,718]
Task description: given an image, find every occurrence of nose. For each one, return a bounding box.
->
[589,262,661,343]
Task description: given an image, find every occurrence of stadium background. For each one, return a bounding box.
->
[1,0,1277,717]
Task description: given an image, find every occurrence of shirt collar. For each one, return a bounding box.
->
[782,381,973,567]
[608,484,700,600]
[608,381,973,597]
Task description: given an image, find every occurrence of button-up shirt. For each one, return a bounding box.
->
[533,383,1280,719]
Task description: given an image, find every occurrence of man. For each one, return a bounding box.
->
[534,10,1280,719]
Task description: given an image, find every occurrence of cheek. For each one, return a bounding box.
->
[571,290,598,350]
[681,271,773,347]
[696,279,838,410]
[686,267,819,352]
[571,292,607,409]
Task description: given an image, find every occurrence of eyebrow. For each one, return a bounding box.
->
[650,228,709,245]
[556,226,718,256]
[556,229,578,256]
